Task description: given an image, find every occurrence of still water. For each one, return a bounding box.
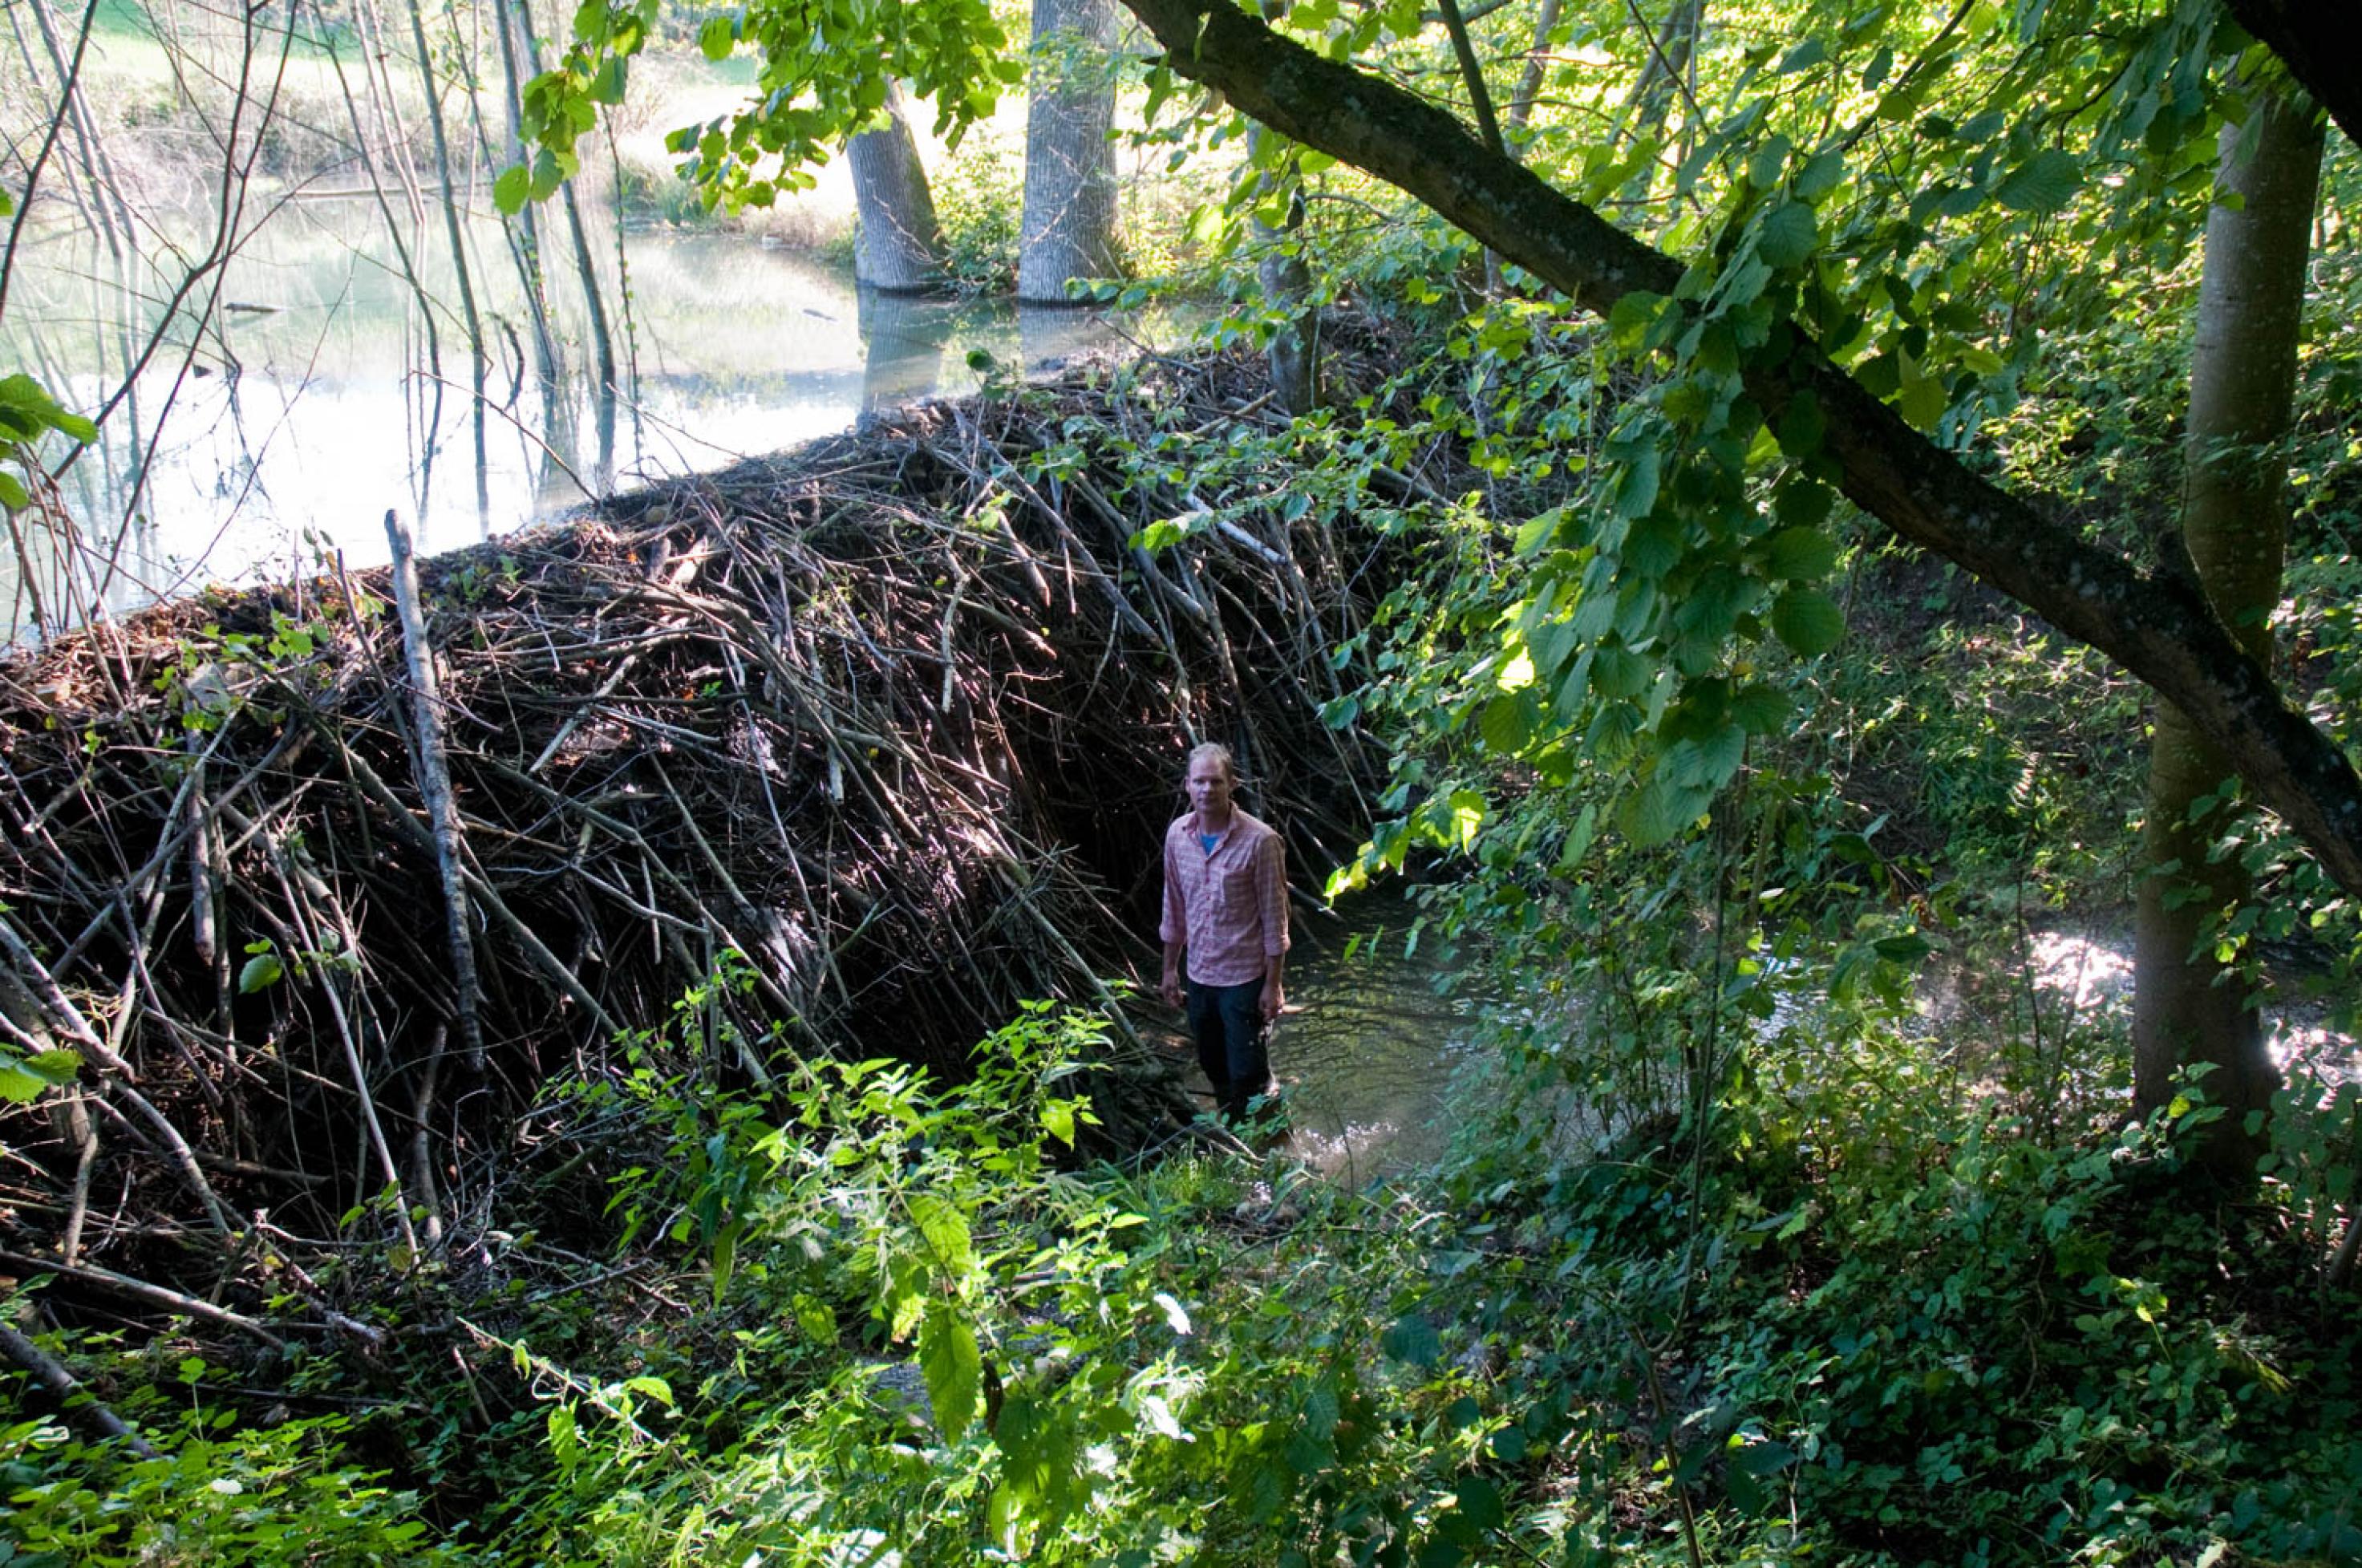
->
[1245,893,1495,1183]
[5,205,1180,624]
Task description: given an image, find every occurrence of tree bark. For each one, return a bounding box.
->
[1018,0,1122,303]
[2133,91,2324,1168]
[849,79,947,292]
[1112,0,2362,902]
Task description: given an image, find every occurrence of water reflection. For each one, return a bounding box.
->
[2,206,1189,626]
[1265,895,1493,1183]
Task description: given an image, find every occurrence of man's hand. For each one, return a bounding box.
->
[1258,978,1284,1023]
[1161,970,1184,1009]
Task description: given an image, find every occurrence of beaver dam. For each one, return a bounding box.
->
[0,349,1458,1351]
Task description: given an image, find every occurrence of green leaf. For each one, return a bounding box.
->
[0,470,26,511]
[1896,357,1949,429]
[0,1048,78,1103]
[1607,290,1670,353]
[1663,723,1746,788]
[1729,683,1792,734]
[910,1191,974,1278]
[1775,392,1826,459]
[1771,588,1845,655]
[237,952,284,994]
[1776,38,1825,73]
[698,14,735,60]
[1131,518,1189,553]
[1480,692,1533,755]
[1618,776,1711,847]
[1774,479,1835,529]
[622,1374,675,1408]
[1765,526,1837,581]
[1874,934,1933,962]
[1042,1097,1076,1146]
[1456,1474,1504,1530]
[1590,643,1650,699]
[1611,446,1662,521]
[1623,513,1680,575]
[1383,1314,1441,1367]
[1758,202,1819,269]
[1513,508,1562,557]
[23,1048,79,1085]
[588,55,628,105]
[1586,700,1643,762]
[1993,149,2081,214]
[918,1302,982,1443]
[1795,149,1845,202]
[0,1064,47,1104]
[493,164,533,214]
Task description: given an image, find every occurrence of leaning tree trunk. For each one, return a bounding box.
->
[2131,89,2324,1177]
[1016,0,1120,303]
[1619,0,1700,210]
[849,79,946,292]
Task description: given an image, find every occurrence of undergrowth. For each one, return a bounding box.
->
[6,962,2357,1566]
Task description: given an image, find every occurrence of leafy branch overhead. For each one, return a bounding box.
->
[496,0,1023,214]
[523,0,2360,897]
[1109,0,2362,893]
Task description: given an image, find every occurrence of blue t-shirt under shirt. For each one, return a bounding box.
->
[1198,832,1221,857]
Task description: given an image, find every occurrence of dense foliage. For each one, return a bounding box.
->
[6,0,2361,1562]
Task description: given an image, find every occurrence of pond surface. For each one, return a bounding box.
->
[4,205,1186,629]
[1242,892,1497,1183]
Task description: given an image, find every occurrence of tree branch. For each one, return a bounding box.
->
[1119,0,2362,897]
[2217,0,2360,151]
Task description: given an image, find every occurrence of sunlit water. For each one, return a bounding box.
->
[4,205,1185,626]
[1235,915,2354,1188]
[1153,892,1496,1183]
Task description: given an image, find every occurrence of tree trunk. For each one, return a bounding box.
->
[1247,123,1315,413]
[1017,0,1120,303]
[849,80,946,293]
[1619,0,1700,209]
[404,0,492,533]
[2132,91,2324,1172]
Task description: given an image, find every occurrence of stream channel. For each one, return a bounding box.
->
[1167,890,1495,1185]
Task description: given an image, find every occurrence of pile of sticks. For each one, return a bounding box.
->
[0,362,1399,1338]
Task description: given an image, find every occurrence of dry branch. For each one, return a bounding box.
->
[0,361,1401,1339]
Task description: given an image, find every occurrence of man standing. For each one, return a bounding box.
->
[1160,742,1289,1123]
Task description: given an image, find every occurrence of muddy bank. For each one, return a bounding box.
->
[0,355,1405,1326]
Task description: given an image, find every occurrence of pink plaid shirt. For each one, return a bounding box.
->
[1161,808,1290,987]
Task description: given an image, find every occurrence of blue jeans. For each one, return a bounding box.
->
[1185,977,1270,1123]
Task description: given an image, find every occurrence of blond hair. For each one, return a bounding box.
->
[1185,740,1237,781]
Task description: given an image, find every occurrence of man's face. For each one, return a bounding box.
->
[1187,757,1234,819]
